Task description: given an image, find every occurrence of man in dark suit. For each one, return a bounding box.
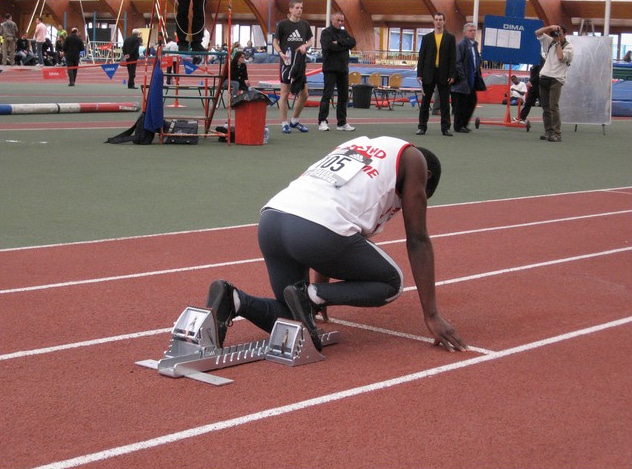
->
[122,29,142,89]
[416,13,457,136]
[451,23,484,133]
[62,27,84,86]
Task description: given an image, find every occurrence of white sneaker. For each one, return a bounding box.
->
[336,123,355,132]
[318,121,329,131]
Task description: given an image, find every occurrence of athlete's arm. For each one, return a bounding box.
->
[398,146,467,352]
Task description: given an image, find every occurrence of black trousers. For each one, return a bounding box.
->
[176,0,206,47]
[126,63,136,87]
[318,71,349,126]
[520,86,539,121]
[66,58,79,84]
[235,209,403,333]
[452,90,477,131]
[418,68,451,132]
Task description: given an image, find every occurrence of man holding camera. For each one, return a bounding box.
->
[535,24,573,143]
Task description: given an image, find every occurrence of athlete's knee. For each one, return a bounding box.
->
[384,271,404,303]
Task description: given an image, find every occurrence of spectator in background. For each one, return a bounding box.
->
[34,16,47,66]
[272,0,313,134]
[62,27,84,86]
[535,24,573,143]
[416,12,457,136]
[507,75,527,105]
[1,14,19,65]
[451,22,484,134]
[228,50,250,97]
[243,40,256,62]
[122,28,142,89]
[42,37,55,65]
[16,34,36,65]
[514,59,543,124]
[163,35,178,85]
[56,24,67,40]
[623,50,631,62]
[317,11,356,132]
[55,34,64,65]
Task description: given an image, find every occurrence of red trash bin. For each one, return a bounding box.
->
[234,100,267,145]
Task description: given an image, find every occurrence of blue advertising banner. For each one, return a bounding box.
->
[101,63,119,80]
[481,15,544,65]
[505,0,527,18]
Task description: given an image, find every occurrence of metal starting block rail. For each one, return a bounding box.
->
[135,306,339,386]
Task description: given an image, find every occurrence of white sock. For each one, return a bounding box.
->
[290,117,299,125]
[281,121,289,127]
[307,284,325,305]
[232,289,241,313]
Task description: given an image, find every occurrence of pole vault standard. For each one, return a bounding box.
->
[0,102,140,115]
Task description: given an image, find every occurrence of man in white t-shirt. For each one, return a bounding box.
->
[205,136,467,354]
[536,24,574,142]
[509,75,527,104]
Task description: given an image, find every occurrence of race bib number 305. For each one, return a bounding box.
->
[304,149,372,187]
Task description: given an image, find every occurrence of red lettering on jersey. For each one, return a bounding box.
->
[347,144,387,159]
[363,166,379,178]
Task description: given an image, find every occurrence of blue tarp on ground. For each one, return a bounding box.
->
[612,79,632,117]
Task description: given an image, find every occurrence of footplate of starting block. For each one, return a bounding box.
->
[266,319,339,367]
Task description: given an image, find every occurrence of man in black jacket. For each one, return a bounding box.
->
[62,27,84,86]
[317,11,356,132]
[416,13,457,136]
[450,23,483,133]
[122,29,142,89]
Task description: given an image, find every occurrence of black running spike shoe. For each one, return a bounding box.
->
[283,282,323,352]
[207,279,236,348]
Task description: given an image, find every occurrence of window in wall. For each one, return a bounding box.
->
[401,29,414,52]
[610,34,619,59]
[416,28,433,51]
[389,28,401,51]
[620,33,632,60]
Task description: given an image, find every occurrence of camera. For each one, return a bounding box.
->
[550,28,560,38]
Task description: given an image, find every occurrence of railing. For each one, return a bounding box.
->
[82,40,122,62]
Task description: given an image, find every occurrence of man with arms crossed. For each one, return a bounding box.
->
[318,11,356,132]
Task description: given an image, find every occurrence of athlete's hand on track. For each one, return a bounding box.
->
[425,314,468,352]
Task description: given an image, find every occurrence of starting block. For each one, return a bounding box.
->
[135,306,339,386]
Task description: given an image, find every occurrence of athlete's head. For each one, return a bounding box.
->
[416,147,442,199]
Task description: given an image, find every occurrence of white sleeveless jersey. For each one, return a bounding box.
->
[265,136,413,237]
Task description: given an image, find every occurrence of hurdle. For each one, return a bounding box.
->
[0,102,140,115]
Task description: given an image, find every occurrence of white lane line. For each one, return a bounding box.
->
[2,187,630,253]
[29,316,632,469]
[0,258,263,294]
[327,318,494,354]
[2,247,629,362]
[0,328,171,361]
[2,210,630,295]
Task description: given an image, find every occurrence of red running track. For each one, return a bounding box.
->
[1,188,631,469]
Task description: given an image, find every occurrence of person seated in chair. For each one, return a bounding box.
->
[226,50,250,97]
[16,34,36,65]
[504,75,527,105]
